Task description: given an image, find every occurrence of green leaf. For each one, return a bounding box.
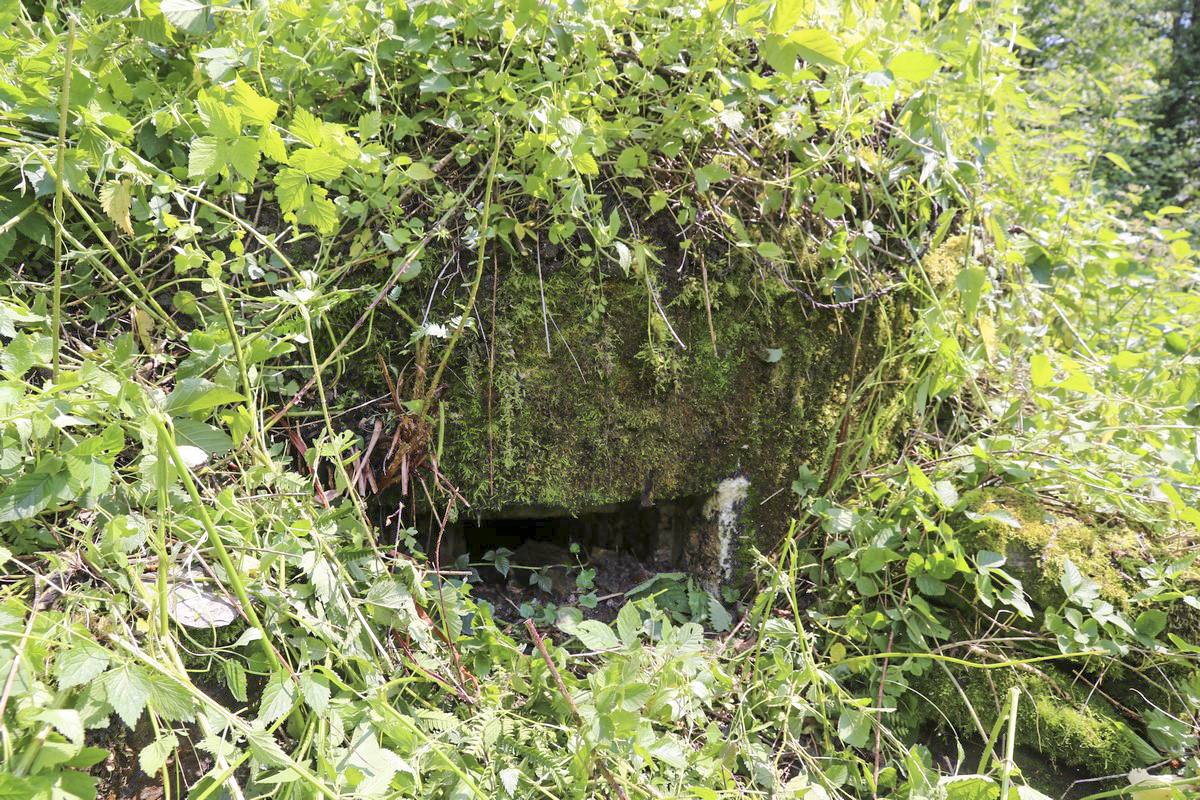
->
[499,768,521,797]
[197,97,242,138]
[139,734,179,775]
[1134,609,1167,638]
[227,136,261,181]
[956,266,985,323]
[64,452,113,498]
[298,673,330,714]
[1029,353,1053,388]
[290,148,345,181]
[259,125,288,163]
[101,664,153,728]
[771,0,805,34]
[836,707,870,747]
[163,378,245,414]
[295,191,339,234]
[574,619,620,650]
[616,602,641,646]
[232,78,278,127]
[694,164,731,192]
[756,241,785,259]
[0,463,70,522]
[188,137,220,179]
[406,162,436,181]
[99,180,134,236]
[160,0,210,34]
[289,108,326,147]
[257,674,298,724]
[889,51,940,82]
[1103,151,1134,175]
[789,29,845,67]
[573,152,599,175]
[275,168,308,212]
[171,418,233,455]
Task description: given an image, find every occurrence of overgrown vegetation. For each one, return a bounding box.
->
[0,0,1197,797]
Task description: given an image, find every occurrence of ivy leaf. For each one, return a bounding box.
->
[163,378,245,414]
[232,78,278,126]
[99,180,133,235]
[0,462,70,522]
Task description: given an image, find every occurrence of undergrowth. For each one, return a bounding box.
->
[0,0,1197,798]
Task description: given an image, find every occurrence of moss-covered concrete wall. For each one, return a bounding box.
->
[432,261,906,573]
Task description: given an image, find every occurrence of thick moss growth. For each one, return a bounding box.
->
[436,262,906,557]
[923,666,1139,775]
[959,488,1197,610]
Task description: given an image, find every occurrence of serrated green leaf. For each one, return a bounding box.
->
[197,97,241,138]
[188,136,220,179]
[56,639,112,689]
[295,191,339,234]
[232,78,278,127]
[573,152,599,175]
[298,673,330,714]
[259,125,288,163]
[99,180,133,236]
[289,108,325,147]
[290,148,345,181]
[101,664,153,728]
[275,168,308,213]
[574,619,619,650]
[245,726,291,768]
[139,734,178,775]
[227,136,261,181]
[499,768,521,797]
[257,674,298,724]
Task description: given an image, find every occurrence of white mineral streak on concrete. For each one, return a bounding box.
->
[706,476,750,583]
